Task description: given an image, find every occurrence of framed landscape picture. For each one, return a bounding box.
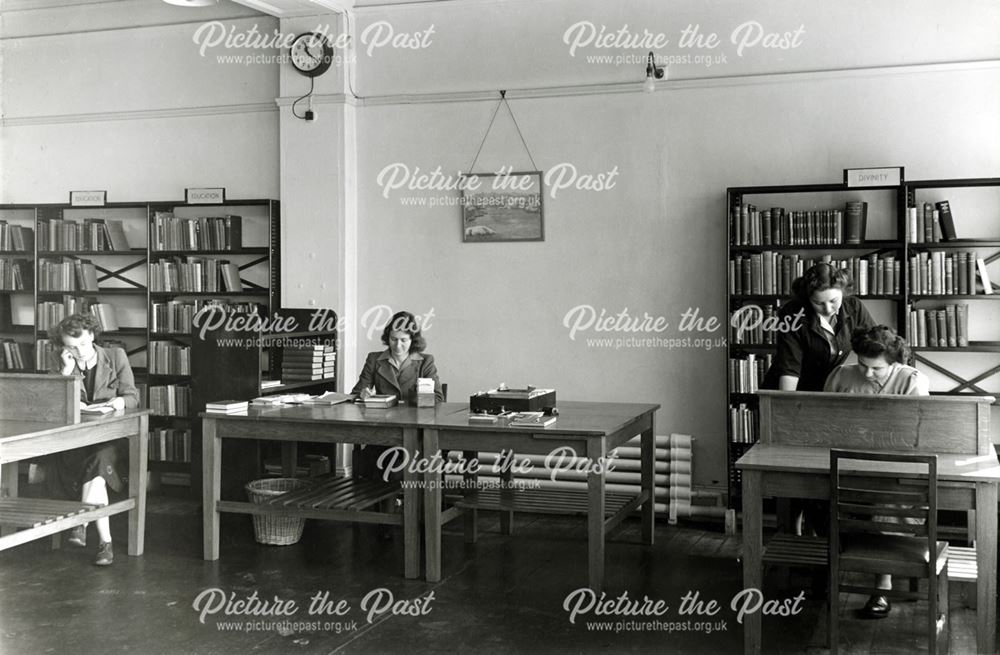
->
[460,171,544,242]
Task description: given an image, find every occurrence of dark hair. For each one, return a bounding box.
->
[851,325,909,364]
[380,311,426,353]
[50,313,101,342]
[791,263,853,306]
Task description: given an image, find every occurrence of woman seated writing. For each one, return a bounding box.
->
[824,324,930,619]
[46,313,139,566]
[350,310,444,481]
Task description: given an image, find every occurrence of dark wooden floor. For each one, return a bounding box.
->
[0,495,982,654]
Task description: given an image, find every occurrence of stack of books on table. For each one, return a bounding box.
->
[281,345,336,382]
[507,411,557,428]
[363,394,397,409]
[205,399,249,414]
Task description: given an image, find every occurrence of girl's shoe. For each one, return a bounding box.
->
[68,525,86,547]
[94,541,113,566]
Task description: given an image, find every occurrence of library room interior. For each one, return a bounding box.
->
[1,1,999,654]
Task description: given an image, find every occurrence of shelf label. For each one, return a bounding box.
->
[69,190,106,206]
[844,167,903,188]
[185,187,226,204]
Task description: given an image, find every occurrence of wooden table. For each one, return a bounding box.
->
[737,391,1000,655]
[421,401,659,590]
[0,410,150,554]
[201,403,451,579]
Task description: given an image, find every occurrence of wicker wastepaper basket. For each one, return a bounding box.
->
[245,477,309,545]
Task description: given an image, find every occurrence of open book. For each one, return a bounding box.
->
[302,391,353,406]
[81,403,114,414]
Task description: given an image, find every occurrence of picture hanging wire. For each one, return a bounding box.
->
[466,90,539,173]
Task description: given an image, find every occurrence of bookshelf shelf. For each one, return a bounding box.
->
[148,291,268,298]
[39,250,146,256]
[908,240,1000,250]
[152,248,269,256]
[732,294,902,301]
[913,342,1000,352]
[730,241,903,253]
[910,295,1000,301]
[38,288,146,296]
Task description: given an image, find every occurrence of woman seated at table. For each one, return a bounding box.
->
[46,313,139,566]
[824,324,930,619]
[350,310,443,481]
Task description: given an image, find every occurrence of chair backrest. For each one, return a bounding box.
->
[829,449,938,561]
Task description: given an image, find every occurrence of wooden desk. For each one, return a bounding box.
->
[201,403,449,579]
[737,391,999,655]
[421,401,660,590]
[0,411,150,554]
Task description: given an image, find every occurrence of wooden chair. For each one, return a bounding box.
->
[829,450,949,654]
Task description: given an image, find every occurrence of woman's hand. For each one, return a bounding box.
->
[60,348,76,375]
[109,397,126,411]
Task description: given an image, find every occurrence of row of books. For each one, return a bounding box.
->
[0,222,33,252]
[38,258,100,292]
[149,257,243,293]
[728,353,772,394]
[907,202,957,243]
[281,344,336,381]
[151,212,242,251]
[729,254,900,296]
[0,339,31,370]
[0,259,31,291]
[730,201,867,246]
[730,303,779,345]
[148,428,191,463]
[149,384,190,417]
[907,252,993,295]
[37,297,119,333]
[151,299,260,334]
[906,304,969,348]
[38,218,131,252]
[148,341,191,375]
[729,403,758,444]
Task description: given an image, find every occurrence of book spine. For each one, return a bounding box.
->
[957,304,969,347]
[935,200,957,241]
[945,305,957,347]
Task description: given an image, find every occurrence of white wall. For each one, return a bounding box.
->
[0,2,279,201]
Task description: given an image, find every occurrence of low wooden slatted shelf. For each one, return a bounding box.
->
[265,474,400,512]
[0,499,97,528]
[449,487,637,517]
[762,533,828,567]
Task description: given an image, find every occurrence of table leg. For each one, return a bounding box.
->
[463,450,478,544]
[975,482,997,655]
[402,428,420,580]
[587,437,606,592]
[742,470,763,655]
[500,463,514,536]
[127,413,148,556]
[0,461,17,538]
[203,418,221,561]
[281,442,297,477]
[424,428,442,582]
[640,416,655,545]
